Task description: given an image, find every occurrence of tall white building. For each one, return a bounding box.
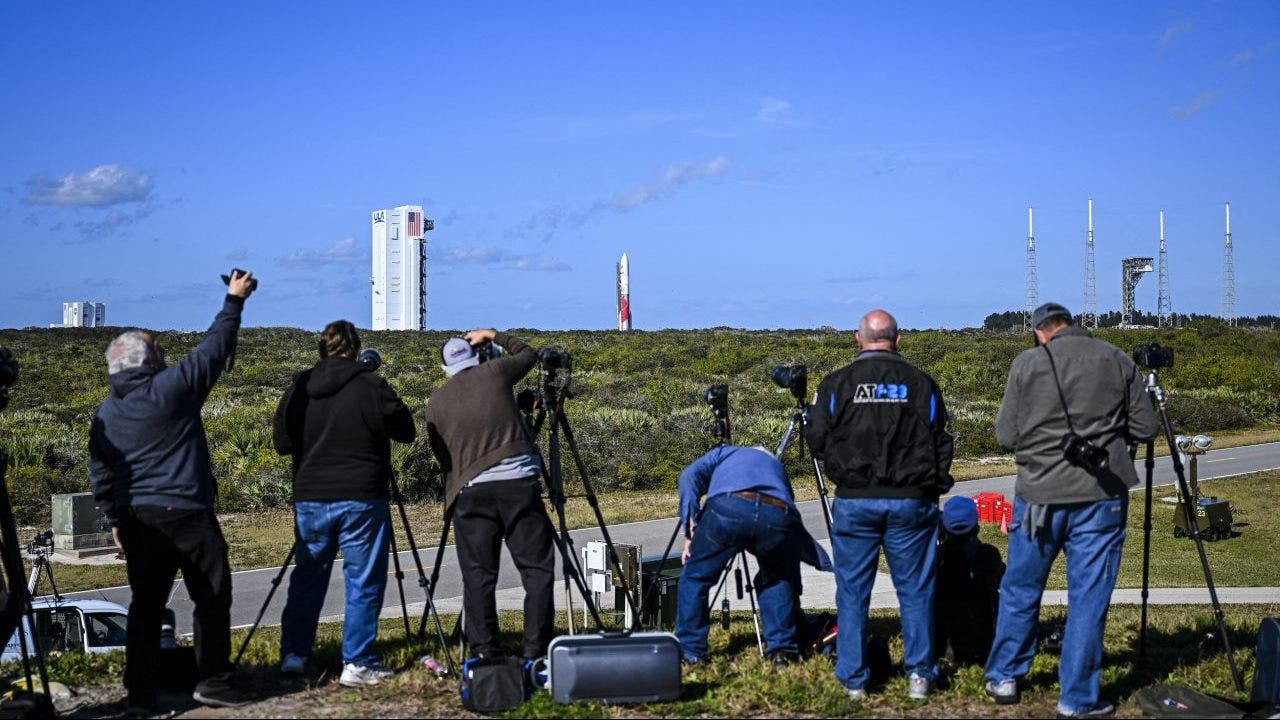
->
[62,301,106,327]
[370,205,430,331]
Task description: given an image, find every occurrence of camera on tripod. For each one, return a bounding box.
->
[769,364,808,403]
[0,346,18,413]
[26,531,53,557]
[704,384,730,445]
[538,347,573,392]
[357,348,383,373]
[1061,433,1109,472]
[1133,343,1174,369]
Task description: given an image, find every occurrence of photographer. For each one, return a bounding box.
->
[984,302,1157,717]
[88,270,255,712]
[804,309,954,701]
[272,320,415,686]
[424,329,555,662]
[675,444,831,666]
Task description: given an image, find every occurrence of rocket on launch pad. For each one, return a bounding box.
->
[616,253,632,331]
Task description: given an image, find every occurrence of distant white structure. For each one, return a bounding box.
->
[371,205,432,331]
[616,252,632,331]
[62,301,106,327]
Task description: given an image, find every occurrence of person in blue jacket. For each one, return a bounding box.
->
[89,270,256,714]
[675,444,832,666]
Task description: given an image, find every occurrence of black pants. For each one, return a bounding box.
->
[119,506,234,703]
[453,478,556,659]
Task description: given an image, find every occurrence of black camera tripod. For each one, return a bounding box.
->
[233,471,456,677]
[1136,367,1244,691]
[0,450,55,715]
[775,395,834,537]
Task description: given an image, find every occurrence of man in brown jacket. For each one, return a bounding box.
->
[425,328,555,661]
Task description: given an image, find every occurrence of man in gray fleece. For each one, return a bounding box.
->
[425,328,555,661]
[984,302,1158,718]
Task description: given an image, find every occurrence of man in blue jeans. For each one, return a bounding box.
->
[985,303,1157,717]
[805,309,955,701]
[273,320,416,686]
[675,444,831,666]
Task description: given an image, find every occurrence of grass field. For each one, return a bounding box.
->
[34,459,1280,595]
[19,603,1279,718]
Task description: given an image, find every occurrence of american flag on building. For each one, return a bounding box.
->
[407,211,422,237]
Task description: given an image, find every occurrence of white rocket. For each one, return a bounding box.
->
[616,253,632,331]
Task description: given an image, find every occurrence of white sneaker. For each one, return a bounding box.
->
[280,653,307,675]
[846,687,868,701]
[339,663,394,687]
[908,673,932,700]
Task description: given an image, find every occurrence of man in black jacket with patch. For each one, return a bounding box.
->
[272,320,415,687]
[90,270,256,712]
[806,309,954,702]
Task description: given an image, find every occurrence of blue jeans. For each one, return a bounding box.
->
[676,493,811,662]
[985,496,1127,715]
[831,496,939,690]
[280,499,391,667]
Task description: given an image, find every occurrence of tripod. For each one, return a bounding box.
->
[1136,369,1244,691]
[775,396,834,537]
[524,357,638,631]
[234,473,456,677]
[0,449,54,715]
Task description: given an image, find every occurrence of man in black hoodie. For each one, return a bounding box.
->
[90,270,256,712]
[272,320,415,687]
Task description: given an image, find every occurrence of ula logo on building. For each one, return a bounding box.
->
[372,210,386,223]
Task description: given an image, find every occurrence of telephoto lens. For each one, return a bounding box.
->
[358,348,383,373]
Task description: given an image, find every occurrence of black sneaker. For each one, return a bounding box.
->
[769,650,801,667]
[192,680,252,708]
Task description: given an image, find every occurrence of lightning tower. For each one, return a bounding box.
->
[616,252,632,331]
[1221,202,1236,326]
[1082,198,1098,329]
[1023,207,1038,331]
[1157,210,1173,327]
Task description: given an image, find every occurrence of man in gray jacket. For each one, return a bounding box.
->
[984,302,1158,718]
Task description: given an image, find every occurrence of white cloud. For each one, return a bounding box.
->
[1159,21,1193,51]
[436,246,570,272]
[755,96,792,124]
[1170,90,1222,120]
[23,164,152,207]
[514,157,729,242]
[278,237,365,268]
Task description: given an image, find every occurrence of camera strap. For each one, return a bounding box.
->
[1041,345,1078,436]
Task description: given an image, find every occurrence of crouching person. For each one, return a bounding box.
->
[934,496,1005,665]
[675,444,832,666]
[273,320,416,685]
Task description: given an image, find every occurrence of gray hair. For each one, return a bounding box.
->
[106,331,152,375]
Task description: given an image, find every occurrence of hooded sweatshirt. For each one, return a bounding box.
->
[273,355,416,502]
[89,295,243,521]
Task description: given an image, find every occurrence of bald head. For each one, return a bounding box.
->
[857,309,899,351]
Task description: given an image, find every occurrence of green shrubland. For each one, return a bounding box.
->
[1,324,1277,526]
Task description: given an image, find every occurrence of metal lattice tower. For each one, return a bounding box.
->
[1082,198,1098,329]
[1157,210,1173,328]
[1023,207,1038,331]
[418,216,434,331]
[1221,202,1236,326]
[1121,257,1154,326]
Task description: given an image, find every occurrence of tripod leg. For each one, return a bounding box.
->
[556,411,643,620]
[739,552,765,657]
[386,519,412,640]
[416,505,454,639]
[1140,439,1155,655]
[234,545,296,667]
[797,413,835,537]
[1150,383,1245,691]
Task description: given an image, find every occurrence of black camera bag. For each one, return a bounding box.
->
[459,657,528,713]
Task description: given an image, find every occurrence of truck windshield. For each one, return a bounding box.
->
[85,613,128,648]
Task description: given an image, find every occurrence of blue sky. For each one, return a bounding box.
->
[2,2,1277,330]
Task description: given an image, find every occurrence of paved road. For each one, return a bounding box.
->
[64,441,1280,633]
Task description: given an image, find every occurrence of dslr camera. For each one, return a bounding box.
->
[220,267,259,292]
[704,384,731,445]
[1133,343,1174,369]
[769,364,808,402]
[1061,432,1109,472]
[357,348,383,373]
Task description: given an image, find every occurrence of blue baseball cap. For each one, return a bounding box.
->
[942,496,979,535]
